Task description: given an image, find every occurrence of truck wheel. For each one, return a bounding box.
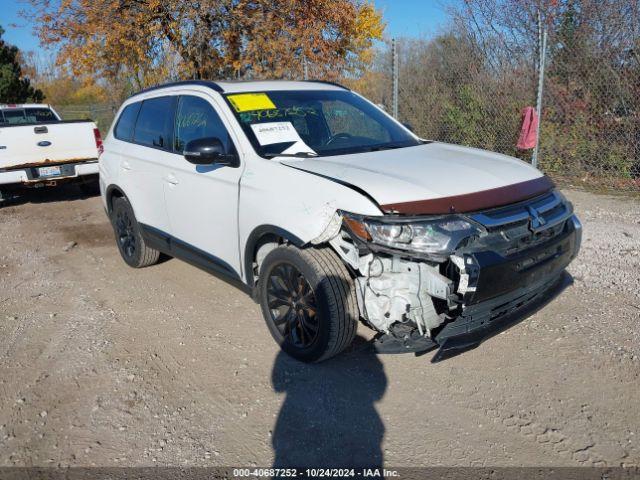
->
[110,196,160,268]
[79,180,100,196]
[258,245,358,362]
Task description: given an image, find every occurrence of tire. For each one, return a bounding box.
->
[79,180,100,196]
[110,196,160,268]
[258,245,358,362]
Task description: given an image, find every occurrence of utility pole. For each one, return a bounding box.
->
[303,54,309,81]
[532,11,548,169]
[392,38,399,119]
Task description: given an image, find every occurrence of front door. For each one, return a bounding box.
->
[163,93,243,278]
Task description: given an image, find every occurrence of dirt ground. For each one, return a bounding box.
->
[0,186,638,468]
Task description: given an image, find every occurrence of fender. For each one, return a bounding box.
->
[105,183,127,214]
[243,225,305,287]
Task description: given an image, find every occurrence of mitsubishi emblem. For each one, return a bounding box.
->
[526,205,547,232]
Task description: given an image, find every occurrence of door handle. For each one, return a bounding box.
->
[121,161,132,171]
[165,173,179,185]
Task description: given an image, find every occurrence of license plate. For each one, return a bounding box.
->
[39,166,62,177]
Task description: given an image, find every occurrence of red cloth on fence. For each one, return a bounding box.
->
[517,106,538,150]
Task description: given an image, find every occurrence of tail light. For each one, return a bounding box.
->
[93,128,104,156]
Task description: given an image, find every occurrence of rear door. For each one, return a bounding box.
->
[162,93,243,277]
[114,96,176,233]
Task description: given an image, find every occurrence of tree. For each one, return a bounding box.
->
[0,25,44,103]
[29,0,384,90]
[20,51,108,106]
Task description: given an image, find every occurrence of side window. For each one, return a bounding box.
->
[174,96,233,153]
[1,110,27,124]
[114,102,141,141]
[133,96,175,150]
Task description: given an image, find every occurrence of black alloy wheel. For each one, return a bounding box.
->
[266,262,320,348]
[115,207,137,260]
[258,245,358,362]
[110,196,160,268]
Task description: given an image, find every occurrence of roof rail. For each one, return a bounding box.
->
[129,80,224,98]
[304,80,350,90]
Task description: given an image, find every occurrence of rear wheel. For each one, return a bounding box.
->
[79,180,100,196]
[110,196,160,268]
[258,245,358,362]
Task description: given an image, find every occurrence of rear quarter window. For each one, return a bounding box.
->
[114,102,142,141]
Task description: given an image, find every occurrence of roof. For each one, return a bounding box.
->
[216,80,348,93]
[129,79,348,99]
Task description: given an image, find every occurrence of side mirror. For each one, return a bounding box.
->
[183,137,239,167]
[402,122,415,133]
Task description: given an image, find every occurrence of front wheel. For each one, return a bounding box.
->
[258,245,358,362]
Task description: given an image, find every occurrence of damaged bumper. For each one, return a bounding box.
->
[340,189,582,361]
[430,271,570,362]
[373,214,581,361]
[429,214,580,360]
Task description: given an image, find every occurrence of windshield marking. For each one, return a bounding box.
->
[227,93,276,112]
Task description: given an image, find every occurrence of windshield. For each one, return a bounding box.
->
[224,90,420,158]
[0,108,59,125]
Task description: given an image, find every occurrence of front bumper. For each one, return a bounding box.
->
[372,215,582,361]
[431,214,581,361]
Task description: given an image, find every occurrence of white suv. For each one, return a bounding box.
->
[100,80,581,362]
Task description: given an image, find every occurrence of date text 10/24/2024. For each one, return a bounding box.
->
[232,468,400,478]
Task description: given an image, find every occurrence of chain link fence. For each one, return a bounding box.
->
[54,104,117,135]
[355,33,640,193]
[538,35,640,191]
[50,27,640,195]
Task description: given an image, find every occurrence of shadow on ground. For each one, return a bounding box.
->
[268,273,575,468]
[271,336,387,468]
[0,182,99,208]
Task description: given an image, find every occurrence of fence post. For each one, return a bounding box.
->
[392,38,399,119]
[532,13,548,169]
[303,54,309,81]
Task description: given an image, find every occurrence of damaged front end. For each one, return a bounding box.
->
[329,190,582,362]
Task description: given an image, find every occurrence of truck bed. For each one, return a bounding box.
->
[0,120,99,171]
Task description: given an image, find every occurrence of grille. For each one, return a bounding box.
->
[466,190,573,257]
[471,190,571,231]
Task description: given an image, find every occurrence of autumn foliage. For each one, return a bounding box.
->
[29,0,384,89]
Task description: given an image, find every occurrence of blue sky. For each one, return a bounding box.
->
[375,0,452,39]
[2,0,454,53]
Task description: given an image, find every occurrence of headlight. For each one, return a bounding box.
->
[343,213,482,261]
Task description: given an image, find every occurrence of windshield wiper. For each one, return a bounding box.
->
[365,140,431,152]
[263,152,319,159]
[366,143,410,152]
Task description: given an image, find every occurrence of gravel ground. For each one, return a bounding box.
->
[0,186,638,468]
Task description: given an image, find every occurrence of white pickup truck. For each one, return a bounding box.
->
[0,104,102,201]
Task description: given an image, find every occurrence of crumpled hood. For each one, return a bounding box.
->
[281,142,550,214]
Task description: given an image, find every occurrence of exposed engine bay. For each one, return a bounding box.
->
[326,190,582,357]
